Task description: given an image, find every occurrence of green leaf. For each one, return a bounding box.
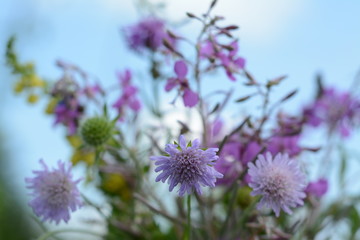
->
[235,95,252,103]
[339,146,347,186]
[349,206,360,239]
[280,89,298,103]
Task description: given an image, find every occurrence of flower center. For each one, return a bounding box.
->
[43,172,72,207]
[174,150,203,182]
[262,171,289,198]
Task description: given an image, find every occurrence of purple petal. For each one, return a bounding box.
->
[182,88,199,107]
[165,78,178,92]
[174,60,188,79]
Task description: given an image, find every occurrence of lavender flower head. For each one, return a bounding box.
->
[303,87,360,137]
[150,135,223,196]
[26,159,82,224]
[248,152,306,217]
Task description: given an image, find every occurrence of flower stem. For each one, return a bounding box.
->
[184,195,192,240]
[36,228,103,240]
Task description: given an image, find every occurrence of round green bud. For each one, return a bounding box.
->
[80,117,113,147]
[237,186,254,209]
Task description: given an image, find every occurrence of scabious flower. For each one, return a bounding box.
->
[165,60,199,107]
[25,160,82,224]
[150,135,223,196]
[303,87,360,137]
[248,152,306,217]
[124,17,176,53]
[112,69,141,119]
[305,178,328,198]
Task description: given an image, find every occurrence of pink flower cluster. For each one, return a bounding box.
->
[112,69,141,120]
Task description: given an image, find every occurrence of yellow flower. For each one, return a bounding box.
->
[67,135,83,148]
[45,98,58,114]
[27,94,39,103]
[71,149,95,166]
[101,173,131,201]
[67,135,95,166]
[14,82,24,93]
[29,74,45,87]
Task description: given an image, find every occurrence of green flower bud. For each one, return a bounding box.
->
[237,186,255,209]
[80,117,113,147]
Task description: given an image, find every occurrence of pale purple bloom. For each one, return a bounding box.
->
[305,178,328,198]
[124,17,176,52]
[112,69,141,120]
[248,152,306,217]
[150,135,223,196]
[165,60,199,107]
[304,87,360,137]
[25,160,82,224]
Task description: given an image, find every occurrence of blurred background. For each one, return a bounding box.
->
[1,0,360,239]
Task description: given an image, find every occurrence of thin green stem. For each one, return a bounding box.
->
[36,228,103,240]
[185,195,192,240]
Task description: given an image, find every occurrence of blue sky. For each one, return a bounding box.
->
[1,0,360,233]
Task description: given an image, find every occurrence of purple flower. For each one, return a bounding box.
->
[25,160,82,224]
[81,83,104,99]
[215,140,262,185]
[248,152,306,217]
[214,141,243,185]
[303,87,360,137]
[124,17,176,53]
[112,69,141,120]
[218,41,246,81]
[305,178,328,198]
[54,98,84,135]
[266,113,303,157]
[165,60,199,107]
[200,38,245,81]
[150,135,223,196]
[267,135,301,157]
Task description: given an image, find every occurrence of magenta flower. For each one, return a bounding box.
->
[150,135,223,196]
[112,69,141,120]
[54,97,84,135]
[248,152,306,217]
[124,17,176,53]
[304,87,360,137]
[266,113,303,157]
[305,178,328,198]
[165,60,199,107]
[81,83,104,99]
[267,135,301,157]
[25,159,82,224]
[218,41,246,81]
[214,141,242,185]
[200,38,245,81]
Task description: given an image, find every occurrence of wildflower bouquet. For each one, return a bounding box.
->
[5,0,360,239]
